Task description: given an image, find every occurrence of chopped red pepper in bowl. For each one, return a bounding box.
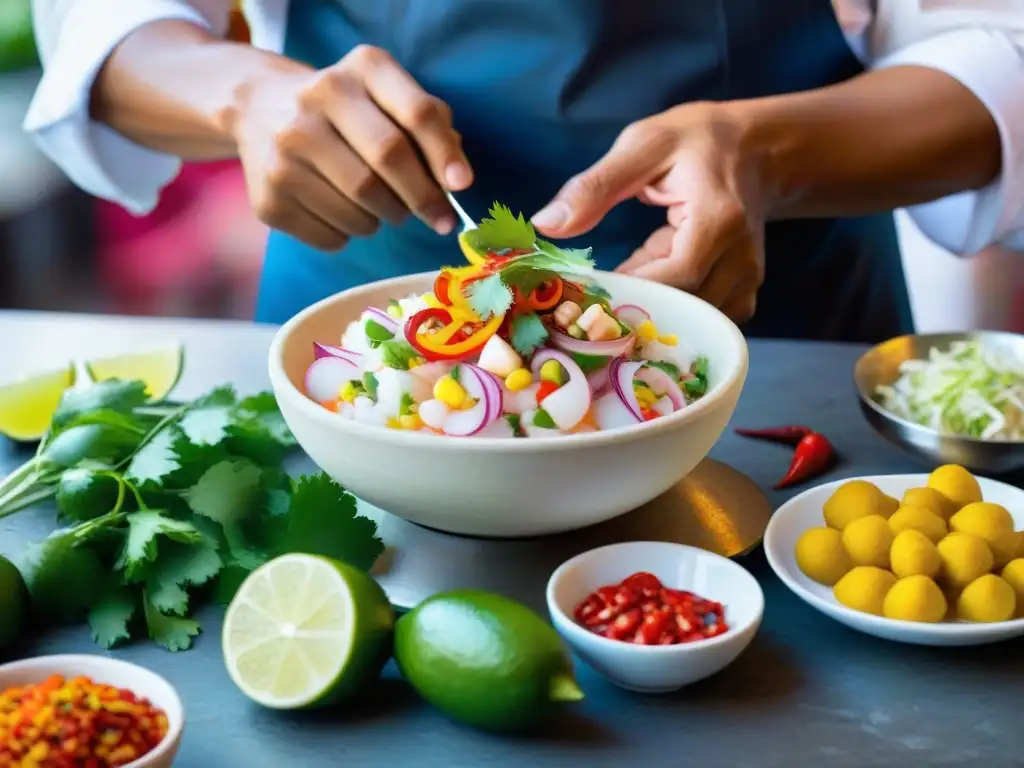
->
[546,542,764,693]
[573,571,729,645]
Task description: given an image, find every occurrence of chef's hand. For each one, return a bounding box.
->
[531,103,765,324]
[231,44,472,251]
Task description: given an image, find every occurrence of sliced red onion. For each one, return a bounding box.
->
[463,364,504,424]
[594,392,639,431]
[363,307,399,334]
[652,395,675,417]
[636,366,686,411]
[587,364,610,396]
[305,356,362,403]
[530,349,591,431]
[313,342,364,364]
[442,365,498,436]
[608,357,646,422]
[550,329,636,358]
[613,304,650,328]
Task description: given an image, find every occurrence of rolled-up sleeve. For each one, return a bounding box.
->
[23,0,224,215]
[864,2,1024,254]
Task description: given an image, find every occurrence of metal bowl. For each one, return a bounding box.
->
[853,331,1024,475]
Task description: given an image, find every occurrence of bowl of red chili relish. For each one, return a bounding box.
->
[0,654,183,767]
[546,541,763,693]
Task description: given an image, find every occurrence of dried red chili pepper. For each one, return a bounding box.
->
[774,432,836,489]
[734,425,813,446]
[572,571,728,645]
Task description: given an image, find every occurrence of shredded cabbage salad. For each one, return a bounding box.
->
[875,340,1024,440]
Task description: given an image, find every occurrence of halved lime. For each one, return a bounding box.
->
[86,345,183,400]
[222,553,394,709]
[0,365,75,442]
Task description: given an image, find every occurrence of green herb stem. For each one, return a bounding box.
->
[0,457,58,519]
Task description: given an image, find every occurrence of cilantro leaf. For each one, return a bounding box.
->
[21,528,105,625]
[41,423,141,469]
[379,339,420,370]
[212,564,251,605]
[647,360,681,379]
[88,582,137,649]
[509,313,550,356]
[146,539,222,616]
[195,385,237,407]
[279,473,384,571]
[471,202,536,250]
[364,319,395,347]
[116,510,202,581]
[51,379,150,431]
[179,406,233,446]
[183,459,263,564]
[569,352,611,375]
[235,392,295,447]
[143,590,200,651]
[125,428,181,488]
[467,273,513,319]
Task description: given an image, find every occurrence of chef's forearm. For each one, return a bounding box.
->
[730,66,1002,220]
[90,20,309,159]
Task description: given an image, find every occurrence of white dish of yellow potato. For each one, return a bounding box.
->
[764,468,1024,647]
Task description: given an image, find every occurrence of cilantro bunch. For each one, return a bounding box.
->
[0,379,383,651]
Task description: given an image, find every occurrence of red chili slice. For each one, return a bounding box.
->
[572,571,729,646]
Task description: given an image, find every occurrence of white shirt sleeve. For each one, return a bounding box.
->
[23,0,236,215]
[838,0,1024,253]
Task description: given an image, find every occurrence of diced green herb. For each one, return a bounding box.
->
[510,313,549,356]
[569,352,609,374]
[364,319,395,348]
[399,392,416,417]
[362,372,379,401]
[379,339,420,370]
[683,356,710,399]
[532,409,556,429]
[450,365,460,384]
[504,413,522,436]
[647,360,682,379]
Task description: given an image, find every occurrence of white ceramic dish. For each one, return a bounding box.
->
[269,270,748,537]
[0,654,184,767]
[764,473,1024,647]
[546,541,763,692]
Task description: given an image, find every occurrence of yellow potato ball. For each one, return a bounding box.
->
[883,575,947,623]
[842,515,894,569]
[890,530,941,579]
[833,567,897,616]
[1001,559,1024,618]
[901,487,955,521]
[949,502,1017,567]
[937,532,993,587]
[794,527,853,586]
[927,465,982,511]
[888,506,947,544]
[956,574,1016,623]
[823,480,892,530]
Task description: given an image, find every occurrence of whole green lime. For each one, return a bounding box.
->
[394,590,583,732]
[0,554,28,651]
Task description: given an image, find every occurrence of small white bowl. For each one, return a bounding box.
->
[764,473,1024,647]
[546,541,763,693]
[0,654,184,767]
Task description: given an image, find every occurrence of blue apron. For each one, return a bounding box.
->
[255,0,914,343]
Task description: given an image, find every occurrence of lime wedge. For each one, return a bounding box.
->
[0,365,76,442]
[85,345,183,400]
[222,553,394,709]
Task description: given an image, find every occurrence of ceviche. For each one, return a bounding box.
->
[303,203,710,438]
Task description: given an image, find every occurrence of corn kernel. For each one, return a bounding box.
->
[340,381,359,403]
[433,375,467,409]
[658,334,678,346]
[634,384,657,409]
[399,414,422,430]
[636,320,658,343]
[504,368,533,391]
[539,360,566,385]
[386,417,402,429]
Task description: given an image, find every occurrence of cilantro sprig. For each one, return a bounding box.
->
[1,376,384,652]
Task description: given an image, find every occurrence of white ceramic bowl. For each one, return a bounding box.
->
[0,654,184,766]
[269,271,748,537]
[546,541,764,692]
[764,474,1024,647]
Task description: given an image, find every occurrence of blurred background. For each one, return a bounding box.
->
[1,2,1021,329]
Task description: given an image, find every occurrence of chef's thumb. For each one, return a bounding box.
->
[531,125,670,238]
